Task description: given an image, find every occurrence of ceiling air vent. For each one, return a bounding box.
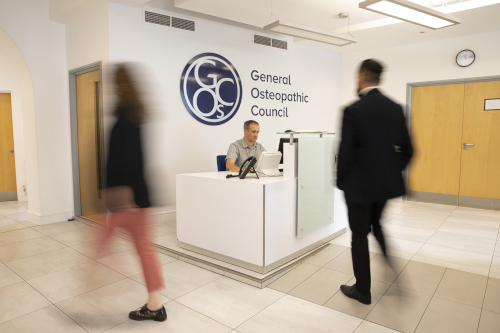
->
[254,34,271,46]
[253,33,287,51]
[172,17,195,31]
[145,11,170,27]
[272,39,287,50]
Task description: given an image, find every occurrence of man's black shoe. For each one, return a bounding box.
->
[129,304,167,322]
[340,284,371,305]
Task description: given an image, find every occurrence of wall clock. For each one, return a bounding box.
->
[456,49,475,67]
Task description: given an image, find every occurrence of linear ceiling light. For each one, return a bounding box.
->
[359,0,461,29]
[264,21,356,46]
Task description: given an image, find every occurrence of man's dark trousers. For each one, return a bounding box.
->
[346,201,388,296]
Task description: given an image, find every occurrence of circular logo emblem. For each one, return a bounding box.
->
[180,53,242,125]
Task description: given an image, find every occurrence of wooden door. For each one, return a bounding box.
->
[459,80,500,209]
[0,93,17,201]
[408,84,465,205]
[76,70,105,222]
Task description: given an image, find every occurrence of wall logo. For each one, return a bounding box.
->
[180,53,242,125]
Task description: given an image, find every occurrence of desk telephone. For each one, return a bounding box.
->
[226,156,258,179]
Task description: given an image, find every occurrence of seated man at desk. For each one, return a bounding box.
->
[226,120,266,171]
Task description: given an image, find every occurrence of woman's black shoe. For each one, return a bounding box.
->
[340,284,371,305]
[129,304,167,322]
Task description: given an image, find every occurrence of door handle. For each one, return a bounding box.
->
[463,143,474,150]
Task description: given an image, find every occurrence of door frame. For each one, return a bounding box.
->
[404,74,500,201]
[68,62,103,216]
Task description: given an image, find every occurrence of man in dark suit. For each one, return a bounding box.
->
[337,59,413,305]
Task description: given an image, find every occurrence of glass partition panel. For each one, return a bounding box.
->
[297,137,335,238]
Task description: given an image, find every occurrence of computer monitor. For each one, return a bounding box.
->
[278,138,298,164]
[255,151,282,176]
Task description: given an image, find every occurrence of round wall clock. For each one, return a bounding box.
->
[456,49,475,67]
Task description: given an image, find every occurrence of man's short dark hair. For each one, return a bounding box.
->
[359,59,384,85]
[244,120,259,130]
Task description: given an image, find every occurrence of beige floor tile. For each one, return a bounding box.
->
[380,213,397,224]
[354,321,401,333]
[489,256,500,279]
[176,277,284,329]
[0,282,51,324]
[49,227,104,246]
[153,233,178,245]
[0,236,66,262]
[454,206,500,218]
[329,233,352,247]
[365,286,431,333]
[324,249,376,275]
[151,223,177,237]
[0,305,87,333]
[483,277,500,314]
[434,269,488,308]
[416,297,481,333]
[383,205,410,215]
[131,260,221,299]
[438,221,498,240]
[478,309,500,333]
[0,222,28,233]
[32,221,88,236]
[6,247,93,280]
[324,276,390,319]
[383,224,434,243]
[27,261,126,303]
[237,294,362,333]
[386,215,442,231]
[106,301,232,333]
[268,262,321,294]
[305,244,349,267]
[399,208,451,221]
[0,228,45,246]
[4,212,28,222]
[57,279,169,333]
[0,263,23,288]
[494,242,500,257]
[288,268,352,305]
[69,236,135,260]
[20,220,39,227]
[371,237,424,260]
[370,255,409,285]
[393,261,445,295]
[0,215,15,225]
[426,230,496,255]
[446,211,500,228]
[412,244,492,276]
[411,202,457,212]
[98,250,177,277]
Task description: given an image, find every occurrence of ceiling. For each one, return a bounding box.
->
[49,0,500,53]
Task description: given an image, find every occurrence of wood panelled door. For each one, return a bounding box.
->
[408,84,465,205]
[408,80,500,210]
[0,93,17,201]
[76,70,105,222]
[459,81,500,209]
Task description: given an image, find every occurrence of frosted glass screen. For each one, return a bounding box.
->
[297,137,335,238]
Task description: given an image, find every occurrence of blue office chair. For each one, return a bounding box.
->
[217,155,226,171]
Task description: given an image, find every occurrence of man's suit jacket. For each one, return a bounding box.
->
[337,89,413,203]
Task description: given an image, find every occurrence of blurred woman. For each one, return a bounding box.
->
[100,63,166,322]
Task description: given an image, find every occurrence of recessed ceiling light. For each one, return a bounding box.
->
[359,0,461,29]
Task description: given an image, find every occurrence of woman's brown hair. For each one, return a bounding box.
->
[114,63,145,125]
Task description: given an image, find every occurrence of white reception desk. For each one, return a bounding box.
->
[176,171,347,273]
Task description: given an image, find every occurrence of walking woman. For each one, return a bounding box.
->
[100,63,166,322]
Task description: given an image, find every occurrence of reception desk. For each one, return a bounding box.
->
[176,171,347,273]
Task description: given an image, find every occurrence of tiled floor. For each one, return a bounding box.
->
[1,199,499,332]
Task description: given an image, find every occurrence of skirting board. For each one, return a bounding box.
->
[26,210,73,225]
[179,228,344,274]
[0,191,17,201]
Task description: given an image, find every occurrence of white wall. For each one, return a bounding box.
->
[109,2,343,210]
[0,48,26,199]
[341,30,500,111]
[0,0,73,224]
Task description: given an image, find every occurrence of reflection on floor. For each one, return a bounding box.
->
[0,199,499,332]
